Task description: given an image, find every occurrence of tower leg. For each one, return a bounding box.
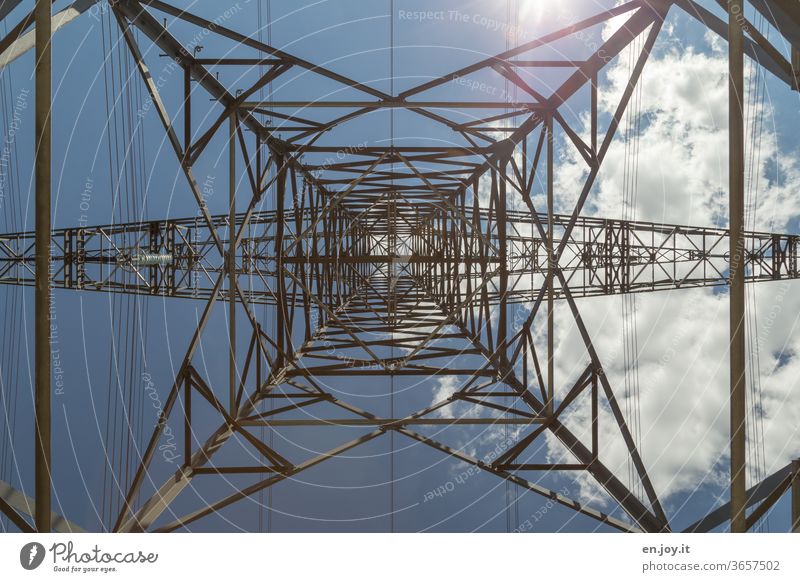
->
[729,0,747,534]
[792,459,800,533]
[34,0,52,533]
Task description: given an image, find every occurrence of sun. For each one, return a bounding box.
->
[496,0,552,45]
[517,0,549,26]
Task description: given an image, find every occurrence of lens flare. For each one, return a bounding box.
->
[518,0,549,26]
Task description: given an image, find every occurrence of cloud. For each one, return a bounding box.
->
[539,19,800,515]
[422,10,800,524]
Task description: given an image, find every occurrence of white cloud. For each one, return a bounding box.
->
[422,12,800,524]
[539,20,800,517]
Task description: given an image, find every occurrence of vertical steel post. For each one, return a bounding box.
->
[229,113,237,414]
[497,163,508,368]
[591,72,598,159]
[792,459,800,533]
[183,67,191,163]
[546,113,555,417]
[34,0,52,533]
[275,155,286,367]
[729,0,747,534]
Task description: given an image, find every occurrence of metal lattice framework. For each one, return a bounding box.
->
[1,0,800,533]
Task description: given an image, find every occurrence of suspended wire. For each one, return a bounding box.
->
[99,10,148,529]
[267,0,275,534]
[132,19,151,469]
[249,0,278,533]
[621,28,645,502]
[389,0,395,534]
[98,9,114,526]
[255,0,276,534]
[511,0,520,534]
[500,0,521,534]
[0,15,24,529]
[742,7,769,532]
[504,0,510,535]
[257,0,264,535]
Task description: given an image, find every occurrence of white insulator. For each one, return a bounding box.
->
[130,252,173,267]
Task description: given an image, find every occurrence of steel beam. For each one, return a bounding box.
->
[0,0,23,22]
[238,418,547,427]
[750,0,800,49]
[241,100,542,110]
[546,113,554,417]
[0,479,83,533]
[0,0,100,71]
[674,0,795,87]
[33,0,52,534]
[229,112,237,415]
[682,462,796,532]
[793,459,800,533]
[729,0,747,534]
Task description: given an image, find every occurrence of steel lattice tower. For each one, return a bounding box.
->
[1,0,799,533]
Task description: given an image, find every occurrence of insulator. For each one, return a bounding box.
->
[129,252,174,267]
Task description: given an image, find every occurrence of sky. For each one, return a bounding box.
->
[0,0,799,533]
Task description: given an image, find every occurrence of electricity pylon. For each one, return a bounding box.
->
[1,0,800,532]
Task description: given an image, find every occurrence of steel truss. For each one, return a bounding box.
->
[1,0,800,532]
